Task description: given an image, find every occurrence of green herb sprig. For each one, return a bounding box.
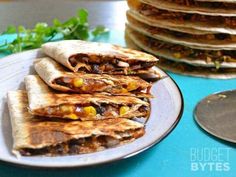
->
[0,9,108,54]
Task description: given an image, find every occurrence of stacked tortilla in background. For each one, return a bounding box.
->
[126,0,236,79]
[7,40,159,157]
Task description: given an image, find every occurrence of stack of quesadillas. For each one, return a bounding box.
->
[125,0,236,79]
[7,40,159,157]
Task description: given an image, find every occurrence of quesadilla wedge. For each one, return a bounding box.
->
[127,10,217,35]
[127,12,236,50]
[8,91,145,156]
[141,0,236,17]
[126,26,236,68]
[128,0,236,34]
[41,40,158,75]
[157,57,236,79]
[125,34,236,79]
[24,75,150,120]
[34,57,152,96]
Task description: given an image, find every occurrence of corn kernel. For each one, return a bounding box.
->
[127,82,138,91]
[64,113,78,120]
[84,106,97,116]
[173,52,181,59]
[121,88,128,93]
[119,106,130,116]
[60,105,74,113]
[73,78,84,87]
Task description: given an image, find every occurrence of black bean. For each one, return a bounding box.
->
[215,34,230,40]
[92,64,101,73]
[55,144,64,154]
[138,106,149,112]
[104,63,115,71]
[55,78,67,86]
[141,98,149,102]
[173,32,185,37]
[141,62,153,68]
[69,58,77,67]
[69,144,80,154]
[96,106,106,115]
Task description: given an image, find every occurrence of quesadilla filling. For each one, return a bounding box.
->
[166,0,236,9]
[54,77,150,94]
[159,58,236,73]
[19,129,144,156]
[128,15,236,42]
[143,34,236,68]
[69,54,156,74]
[138,3,236,28]
[161,29,236,42]
[34,102,150,120]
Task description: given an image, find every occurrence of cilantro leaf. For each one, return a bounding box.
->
[92,25,109,37]
[0,9,109,54]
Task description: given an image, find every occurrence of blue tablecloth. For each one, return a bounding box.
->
[0,31,235,177]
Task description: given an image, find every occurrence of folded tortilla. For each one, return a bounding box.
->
[127,10,215,35]
[127,12,236,50]
[34,57,152,96]
[128,0,236,34]
[41,40,158,75]
[157,57,236,79]
[141,0,236,16]
[125,31,236,79]
[8,91,145,156]
[126,26,236,68]
[24,75,150,120]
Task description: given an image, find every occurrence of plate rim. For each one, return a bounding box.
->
[0,49,184,168]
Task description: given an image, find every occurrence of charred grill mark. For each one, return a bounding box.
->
[29,129,69,146]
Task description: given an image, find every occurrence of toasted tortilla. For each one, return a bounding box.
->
[127,0,236,34]
[34,57,152,96]
[24,75,150,120]
[125,32,236,79]
[8,91,145,156]
[125,26,236,68]
[127,10,216,35]
[141,0,236,17]
[127,13,236,50]
[41,40,158,74]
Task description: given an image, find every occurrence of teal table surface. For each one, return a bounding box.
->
[0,31,236,177]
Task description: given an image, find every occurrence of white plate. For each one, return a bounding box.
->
[0,49,183,168]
